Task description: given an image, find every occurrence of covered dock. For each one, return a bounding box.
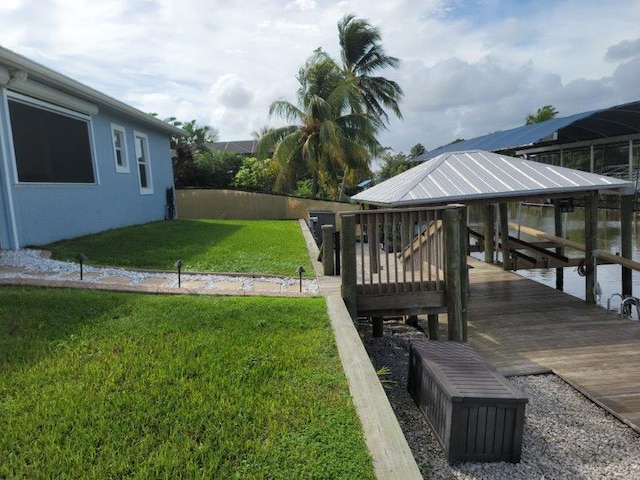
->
[345,148,640,436]
[351,150,635,308]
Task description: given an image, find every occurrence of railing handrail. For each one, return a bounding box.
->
[594,249,640,272]
[339,204,466,217]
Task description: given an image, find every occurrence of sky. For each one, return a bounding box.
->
[2,0,640,154]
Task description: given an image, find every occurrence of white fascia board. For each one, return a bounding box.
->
[10,79,99,115]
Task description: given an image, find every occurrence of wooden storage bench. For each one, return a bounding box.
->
[408,339,528,464]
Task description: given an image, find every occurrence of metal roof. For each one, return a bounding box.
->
[352,150,633,207]
[209,140,258,155]
[416,100,640,160]
[0,45,185,137]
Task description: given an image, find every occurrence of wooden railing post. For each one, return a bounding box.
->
[427,314,439,340]
[459,206,468,342]
[321,224,335,276]
[621,194,634,297]
[367,213,379,274]
[584,192,598,304]
[445,206,464,341]
[554,201,565,291]
[341,214,357,319]
[499,203,510,270]
[483,204,495,264]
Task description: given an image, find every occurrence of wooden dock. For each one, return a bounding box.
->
[465,257,640,433]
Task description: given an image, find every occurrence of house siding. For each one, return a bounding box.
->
[0,89,175,249]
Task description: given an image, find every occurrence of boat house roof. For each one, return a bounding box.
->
[416,101,640,160]
[352,150,634,207]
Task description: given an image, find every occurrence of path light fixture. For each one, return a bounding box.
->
[175,259,183,288]
[76,253,87,280]
[297,265,305,293]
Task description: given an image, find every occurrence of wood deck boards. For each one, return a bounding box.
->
[465,257,640,432]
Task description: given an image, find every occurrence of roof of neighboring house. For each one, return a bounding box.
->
[0,45,185,137]
[351,150,634,207]
[416,100,640,160]
[209,140,258,155]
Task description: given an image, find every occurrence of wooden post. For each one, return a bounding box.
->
[445,207,464,341]
[372,317,384,337]
[499,203,510,270]
[483,204,495,264]
[321,224,335,276]
[341,214,357,319]
[554,201,565,291]
[584,192,598,304]
[621,194,634,297]
[406,315,418,327]
[427,314,439,340]
[458,205,469,342]
[367,213,379,274]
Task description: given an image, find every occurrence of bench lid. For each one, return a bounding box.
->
[410,339,528,402]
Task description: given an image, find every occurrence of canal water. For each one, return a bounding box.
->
[469,204,640,317]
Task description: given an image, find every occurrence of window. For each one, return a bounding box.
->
[134,131,153,194]
[8,94,95,183]
[111,124,129,173]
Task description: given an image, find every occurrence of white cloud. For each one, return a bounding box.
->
[212,75,254,109]
[605,37,640,62]
[0,0,23,10]
[287,0,317,11]
[2,0,640,153]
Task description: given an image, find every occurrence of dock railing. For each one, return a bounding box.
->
[340,205,468,340]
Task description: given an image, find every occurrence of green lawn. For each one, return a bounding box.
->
[0,287,374,479]
[42,219,315,277]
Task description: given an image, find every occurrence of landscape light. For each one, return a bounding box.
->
[175,259,183,288]
[297,265,305,293]
[76,253,87,280]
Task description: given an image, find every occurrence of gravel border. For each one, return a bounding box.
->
[0,249,320,293]
[358,318,640,480]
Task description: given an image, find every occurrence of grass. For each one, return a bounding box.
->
[41,219,315,277]
[0,287,374,479]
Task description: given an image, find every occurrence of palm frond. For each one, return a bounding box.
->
[269,100,305,123]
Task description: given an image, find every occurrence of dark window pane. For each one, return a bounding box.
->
[8,99,95,183]
[139,162,147,188]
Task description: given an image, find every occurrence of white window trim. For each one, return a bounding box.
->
[6,91,99,186]
[7,90,91,121]
[0,87,20,248]
[111,123,129,173]
[134,130,153,195]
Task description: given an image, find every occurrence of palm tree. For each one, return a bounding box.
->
[335,14,403,197]
[410,143,426,158]
[525,105,559,125]
[259,15,402,199]
[258,53,380,199]
[162,117,218,188]
[338,14,403,125]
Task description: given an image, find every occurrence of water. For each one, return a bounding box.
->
[469,204,640,317]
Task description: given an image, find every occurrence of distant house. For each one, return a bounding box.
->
[0,46,184,250]
[209,140,258,156]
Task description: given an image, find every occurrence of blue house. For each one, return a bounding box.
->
[0,46,184,250]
